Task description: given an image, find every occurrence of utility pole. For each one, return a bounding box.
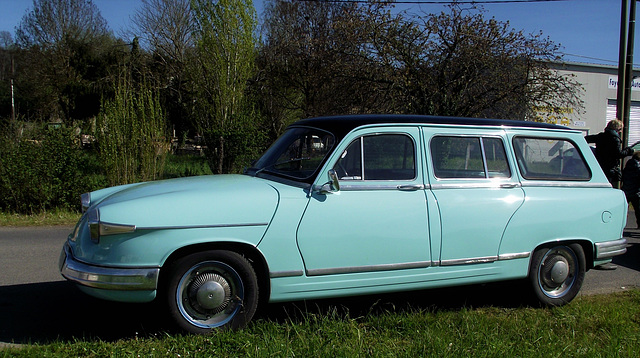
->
[623,0,637,148]
[10,53,15,124]
[617,0,628,131]
[619,0,637,148]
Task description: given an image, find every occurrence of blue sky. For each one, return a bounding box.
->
[0,0,636,66]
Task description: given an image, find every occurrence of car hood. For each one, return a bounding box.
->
[92,175,279,228]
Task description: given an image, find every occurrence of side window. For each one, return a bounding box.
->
[512,137,591,181]
[431,136,510,179]
[334,134,416,181]
[483,137,511,178]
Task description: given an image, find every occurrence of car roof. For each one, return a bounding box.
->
[290,114,569,141]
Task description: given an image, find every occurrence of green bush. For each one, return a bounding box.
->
[0,125,93,214]
[96,76,169,186]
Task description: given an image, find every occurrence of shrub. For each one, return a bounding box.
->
[0,125,90,214]
[96,76,169,186]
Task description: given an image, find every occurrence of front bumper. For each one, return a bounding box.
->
[59,242,160,291]
[594,238,628,259]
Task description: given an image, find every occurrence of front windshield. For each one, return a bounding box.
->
[247,127,335,181]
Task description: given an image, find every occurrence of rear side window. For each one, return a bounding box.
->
[431,136,511,179]
[512,137,591,181]
[334,134,416,181]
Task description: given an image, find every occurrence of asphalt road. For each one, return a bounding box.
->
[0,223,638,345]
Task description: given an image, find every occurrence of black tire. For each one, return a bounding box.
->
[529,243,585,306]
[165,250,259,334]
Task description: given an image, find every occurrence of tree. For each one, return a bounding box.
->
[0,32,15,122]
[258,0,395,134]
[97,70,169,186]
[190,0,259,174]
[258,1,582,123]
[378,4,582,119]
[14,0,114,123]
[129,0,196,137]
[16,0,109,48]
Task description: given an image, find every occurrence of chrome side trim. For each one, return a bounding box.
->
[595,238,628,259]
[520,181,611,188]
[304,251,532,276]
[60,243,159,291]
[99,221,136,236]
[498,252,531,260]
[431,182,520,190]
[440,256,497,266]
[441,252,530,266]
[306,261,431,276]
[339,184,405,191]
[136,222,270,230]
[431,181,611,190]
[270,270,304,278]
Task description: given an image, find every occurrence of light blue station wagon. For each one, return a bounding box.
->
[60,115,628,333]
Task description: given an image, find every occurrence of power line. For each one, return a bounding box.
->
[295,0,569,4]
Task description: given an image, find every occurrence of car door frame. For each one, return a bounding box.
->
[297,124,432,277]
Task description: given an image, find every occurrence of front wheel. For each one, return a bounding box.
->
[529,243,585,306]
[165,250,259,334]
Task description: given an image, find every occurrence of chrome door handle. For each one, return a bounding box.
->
[397,184,425,191]
[500,183,518,189]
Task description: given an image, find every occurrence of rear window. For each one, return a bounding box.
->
[512,137,591,181]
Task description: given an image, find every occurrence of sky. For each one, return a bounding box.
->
[0,0,637,67]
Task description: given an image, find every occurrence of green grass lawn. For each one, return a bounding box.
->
[3,290,639,357]
[0,209,80,227]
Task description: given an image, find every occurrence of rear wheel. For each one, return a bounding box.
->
[529,243,585,306]
[165,250,258,334]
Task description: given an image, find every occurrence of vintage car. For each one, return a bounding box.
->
[60,115,628,334]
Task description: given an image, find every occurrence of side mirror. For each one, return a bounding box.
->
[314,169,340,194]
[328,169,340,192]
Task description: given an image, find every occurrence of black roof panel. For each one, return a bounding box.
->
[290,114,569,140]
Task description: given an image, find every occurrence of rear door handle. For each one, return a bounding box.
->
[500,183,518,189]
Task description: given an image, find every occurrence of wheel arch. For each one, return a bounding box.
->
[159,242,271,306]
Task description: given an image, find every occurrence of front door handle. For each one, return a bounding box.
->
[397,184,425,191]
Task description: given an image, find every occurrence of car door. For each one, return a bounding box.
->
[297,127,432,276]
[426,129,525,266]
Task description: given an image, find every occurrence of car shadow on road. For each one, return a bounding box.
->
[0,281,166,345]
[0,280,532,345]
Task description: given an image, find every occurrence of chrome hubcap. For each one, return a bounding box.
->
[549,258,569,284]
[538,246,577,298]
[176,261,244,328]
[190,272,231,313]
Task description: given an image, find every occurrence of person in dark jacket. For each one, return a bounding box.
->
[623,151,640,228]
[585,119,634,187]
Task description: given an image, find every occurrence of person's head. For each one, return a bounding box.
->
[633,151,640,161]
[606,119,624,132]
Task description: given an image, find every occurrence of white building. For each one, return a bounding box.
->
[539,61,640,146]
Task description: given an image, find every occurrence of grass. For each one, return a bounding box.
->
[163,153,213,179]
[0,209,80,227]
[2,290,639,357]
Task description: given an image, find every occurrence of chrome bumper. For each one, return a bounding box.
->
[594,238,628,260]
[59,243,159,291]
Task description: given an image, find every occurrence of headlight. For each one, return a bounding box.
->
[87,209,136,243]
